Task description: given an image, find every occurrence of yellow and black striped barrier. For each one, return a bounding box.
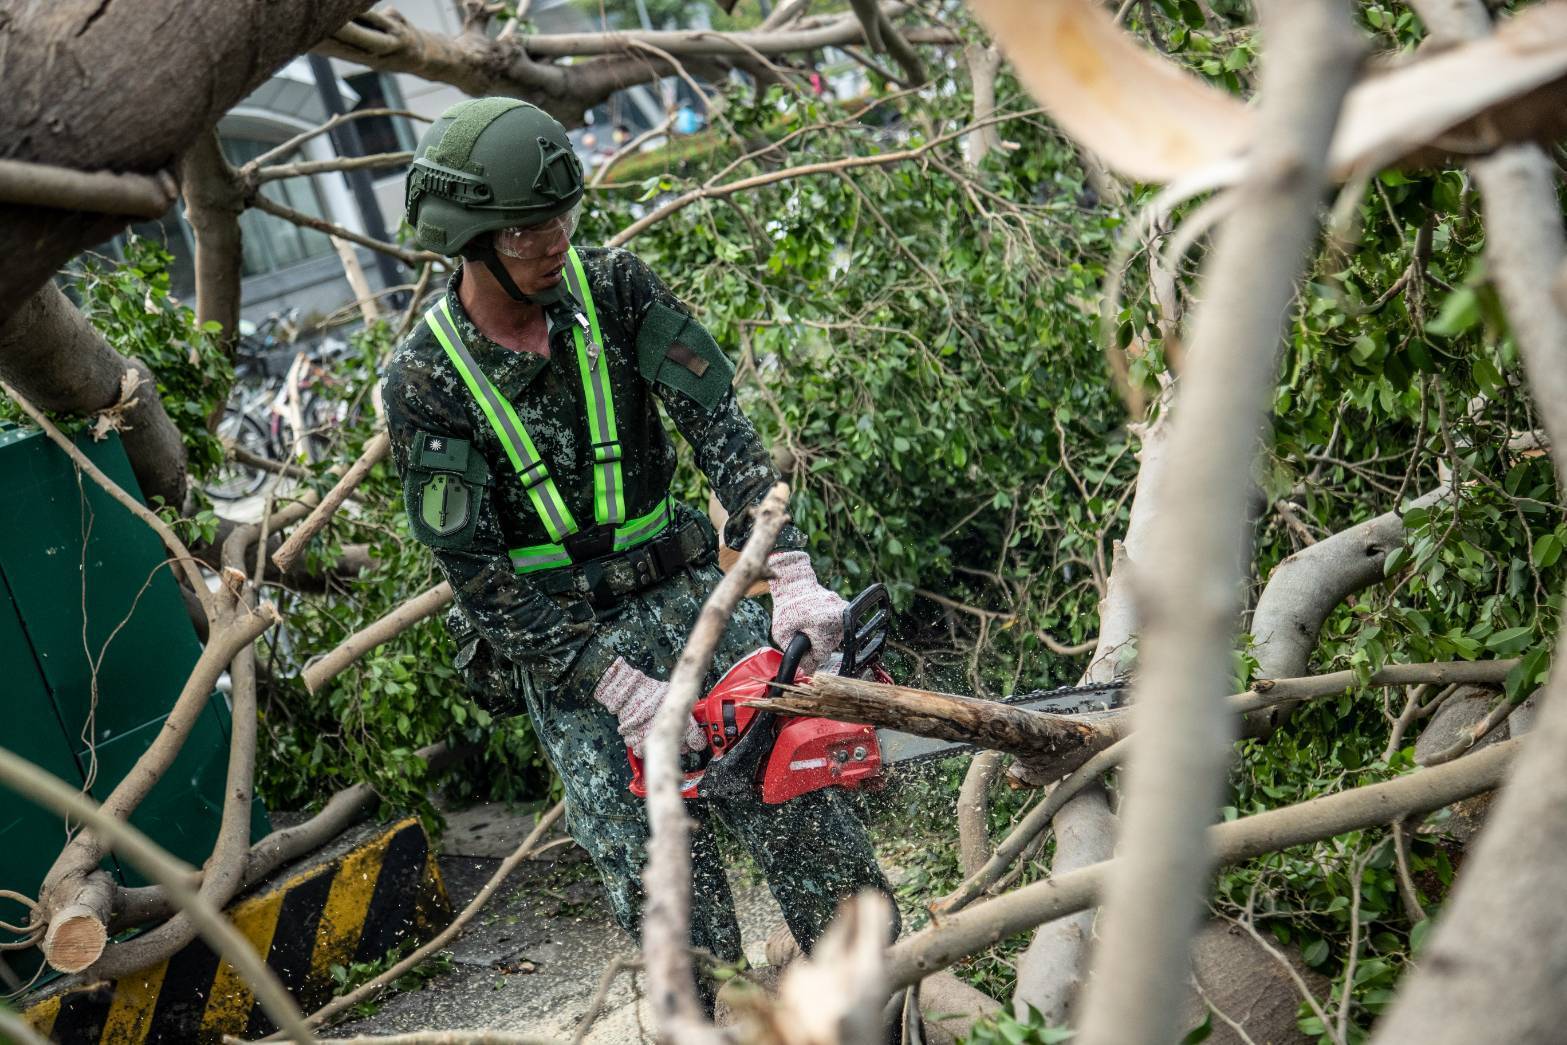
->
[21,818,450,1044]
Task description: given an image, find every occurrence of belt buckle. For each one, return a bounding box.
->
[630,546,664,589]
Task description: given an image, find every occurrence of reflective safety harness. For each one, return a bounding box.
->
[424,246,672,574]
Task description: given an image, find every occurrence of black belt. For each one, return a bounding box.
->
[537,518,714,611]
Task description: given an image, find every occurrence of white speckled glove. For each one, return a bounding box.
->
[592,657,705,757]
[767,550,849,675]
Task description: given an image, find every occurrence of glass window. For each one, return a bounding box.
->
[344,72,416,181]
[220,137,335,278]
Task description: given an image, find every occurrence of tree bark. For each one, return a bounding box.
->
[1073,6,1361,1043]
[0,284,187,508]
[0,0,378,322]
[1369,6,1567,1040]
[761,675,1111,767]
[179,131,246,357]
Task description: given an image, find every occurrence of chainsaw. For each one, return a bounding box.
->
[626,584,1129,804]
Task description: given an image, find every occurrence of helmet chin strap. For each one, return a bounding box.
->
[469,240,571,308]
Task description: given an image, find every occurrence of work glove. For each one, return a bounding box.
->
[767,550,849,675]
[592,657,705,758]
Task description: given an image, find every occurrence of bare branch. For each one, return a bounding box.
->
[254,151,414,184]
[1073,7,1362,1040]
[0,158,176,218]
[240,109,430,176]
[605,106,1043,248]
[272,431,392,574]
[250,193,437,267]
[887,739,1520,990]
[301,582,454,694]
[643,483,790,1042]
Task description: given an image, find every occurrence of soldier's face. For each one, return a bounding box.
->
[494,213,574,292]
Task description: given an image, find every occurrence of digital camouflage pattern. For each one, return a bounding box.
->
[383,248,891,973]
[474,562,896,970]
[384,247,805,692]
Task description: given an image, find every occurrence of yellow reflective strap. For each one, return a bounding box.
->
[425,300,578,542]
[564,248,624,527]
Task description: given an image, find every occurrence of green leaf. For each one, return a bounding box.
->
[1426,286,1480,338]
[1302,938,1330,966]
[1410,918,1433,955]
[1531,533,1562,568]
[1180,1012,1213,1044]
[1485,625,1534,655]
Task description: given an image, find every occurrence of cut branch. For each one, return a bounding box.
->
[758,674,1107,766]
[0,745,314,1043]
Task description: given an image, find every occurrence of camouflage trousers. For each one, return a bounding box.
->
[471,561,896,966]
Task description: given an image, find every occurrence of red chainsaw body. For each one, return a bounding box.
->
[626,646,884,804]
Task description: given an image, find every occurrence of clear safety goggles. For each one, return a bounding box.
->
[493,206,579,261]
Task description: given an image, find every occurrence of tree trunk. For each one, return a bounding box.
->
[0,0,377,322]
[0,283,187,507]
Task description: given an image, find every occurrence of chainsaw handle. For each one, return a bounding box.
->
[768,632,813,700]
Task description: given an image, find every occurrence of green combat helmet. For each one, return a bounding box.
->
[405,98,584,303]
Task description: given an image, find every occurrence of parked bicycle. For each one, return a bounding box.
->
[202,311,366,501]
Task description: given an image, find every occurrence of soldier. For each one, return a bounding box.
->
[383,98,896,987]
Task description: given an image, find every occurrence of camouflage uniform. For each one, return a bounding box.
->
[383,247,895,965]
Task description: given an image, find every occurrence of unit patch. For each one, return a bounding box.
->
[420,473,471,536]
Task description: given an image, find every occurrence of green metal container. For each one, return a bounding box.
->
[0,424,269,967]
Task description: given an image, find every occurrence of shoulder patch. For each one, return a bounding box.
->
[636,302,734,413]
[402,430,491,549]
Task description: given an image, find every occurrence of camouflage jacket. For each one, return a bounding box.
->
[382,247,804,689]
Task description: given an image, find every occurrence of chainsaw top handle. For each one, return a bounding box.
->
[767,632,813,700]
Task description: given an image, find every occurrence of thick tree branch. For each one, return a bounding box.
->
[0,287,188,510]
[180,130,247,355]
[0,0,379,323]
[0,159,176,218]
[1072,7,1361,1042]
[887,739,1519,991]
[313,7,954,127]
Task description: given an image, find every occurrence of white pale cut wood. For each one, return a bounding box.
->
[967,0,1567,188]
[965,0,1250,184]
